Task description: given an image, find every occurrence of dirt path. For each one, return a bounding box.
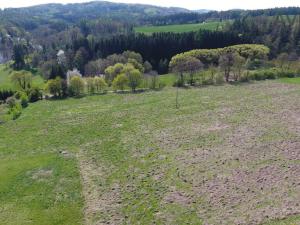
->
[78,151,123,225]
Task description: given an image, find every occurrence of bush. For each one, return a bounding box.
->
[246,59,265,70]
[202,72,215,85]
[173,75,185,87]
[214,73,225,85]
[20,93,29,108]
[112,74,128,91]
[94,77,107,93]
[86,77,95,94]
[240,71,251,82]
[46,77,63,97]
[14,91,25,100]
[28,88,43,102]
[0,90,15,103]
[296,68,300,77]
[69,76,85,96]
[6,97,17,109]
[6,97,22,120]
[158,81,166,90]
[247,68,295,81]
[278,70,296,78]
[250,70,266,80]
[61,79,68,97]
[9,103,22,120]
[148,73,158,89]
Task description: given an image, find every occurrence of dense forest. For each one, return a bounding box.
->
[228,15,300,56]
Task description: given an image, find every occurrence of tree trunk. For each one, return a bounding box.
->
[176,85,179,109]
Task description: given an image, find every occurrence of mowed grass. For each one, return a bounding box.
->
[134,21,227,34]
[0,64,45,90]
[0,81,299,224]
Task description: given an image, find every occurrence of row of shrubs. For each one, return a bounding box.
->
[240,68,298,82]
[3,67,298,120]
[173,67,299,87]
[45,76,112,98]
[45,74,166,98]
[0,88,43,103]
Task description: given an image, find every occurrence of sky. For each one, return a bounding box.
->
[1,0,300,11]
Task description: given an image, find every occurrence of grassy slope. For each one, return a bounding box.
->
[0,99,83,224]
[0,64,45,90]
[134,21,227,34]
[1,80,299,224]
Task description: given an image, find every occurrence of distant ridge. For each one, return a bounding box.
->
[192,9,211,14]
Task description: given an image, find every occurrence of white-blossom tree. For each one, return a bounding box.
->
[66,68,82,85]
[57,50,66,66]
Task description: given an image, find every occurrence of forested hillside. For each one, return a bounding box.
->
[0,2,300,76]
[0,1,188,64]
[144,7,300,25]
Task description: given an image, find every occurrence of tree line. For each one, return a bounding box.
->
[12,29,243,77]
[228,15,300,57]
[145,7,300,25]
[169,44,299,88]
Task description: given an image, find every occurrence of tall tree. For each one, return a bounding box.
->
[219,53,235,82]
[12,44,26,70]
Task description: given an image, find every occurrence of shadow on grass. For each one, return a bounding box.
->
[228,80,255,86]
[45,88,165,101]
[46,92,109,101]
[114,88,151,94]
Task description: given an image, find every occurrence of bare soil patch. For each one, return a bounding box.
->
[31,169,53,181]
[78,151,124,225]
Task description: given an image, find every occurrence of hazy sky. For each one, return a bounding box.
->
[1,0,300,10]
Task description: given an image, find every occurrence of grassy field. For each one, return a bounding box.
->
[159,73,176,86]
[134,21,228,34]
[279,77,300,84]
[0,80,299,225]
[0,64,45,90]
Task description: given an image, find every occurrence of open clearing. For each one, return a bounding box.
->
[134,21,227,34]
[0,80,299,225]
[0,64,44,90]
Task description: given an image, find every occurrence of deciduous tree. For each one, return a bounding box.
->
[11,71,32,91]
[46,77,63,97]
[69,76,85,96]
[112,74,128,91]
[127,69,142,92]
[94,77,107,93]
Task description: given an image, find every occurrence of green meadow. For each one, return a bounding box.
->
[1,78,299,224]
[134,21,228,34]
